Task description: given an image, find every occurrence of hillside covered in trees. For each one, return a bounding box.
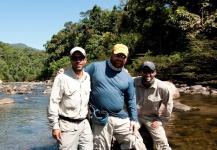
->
[1,0,217,86]
[0,42,48,81]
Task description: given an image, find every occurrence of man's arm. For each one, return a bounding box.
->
[125,78,140,135]
[125,78,138,122]
[47,75,64,130]
[159,87,173,123]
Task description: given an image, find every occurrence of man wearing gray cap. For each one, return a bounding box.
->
[134,61,173,150]
[47,47,93,149]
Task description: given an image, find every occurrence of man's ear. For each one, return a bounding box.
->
[110,52,113,57]
[153,70,157,76]
[84,57,87,64]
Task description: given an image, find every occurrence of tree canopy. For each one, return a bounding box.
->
[1,0,216,85]
[0,42,48,81]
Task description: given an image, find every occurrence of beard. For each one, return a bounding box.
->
[142,77,155,87]
[72,65,83,71]
[110,59,125,68]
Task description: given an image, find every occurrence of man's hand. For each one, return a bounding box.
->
[57,68,65,75]
[52,129,62,141]
[151,121,162,128]
[130,121,140,135]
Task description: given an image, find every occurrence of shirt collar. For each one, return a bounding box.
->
[107,60,123,71]
[70,67,87,81]
[136,77,157,89]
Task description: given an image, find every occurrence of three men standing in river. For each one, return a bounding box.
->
[48,44,173,150]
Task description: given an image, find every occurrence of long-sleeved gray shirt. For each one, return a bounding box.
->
[134,77,173,123]
[47,67,91,130]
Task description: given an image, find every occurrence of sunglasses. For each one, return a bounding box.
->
[71,55,85,61]
[114,54,127,59]
[142,69,153,74]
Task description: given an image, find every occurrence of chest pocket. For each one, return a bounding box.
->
[64,83,77,96]
[147,95,162,108]
[63,82,80,109]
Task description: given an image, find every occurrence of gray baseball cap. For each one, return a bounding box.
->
[141,61,156,71]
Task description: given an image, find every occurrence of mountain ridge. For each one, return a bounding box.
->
[6,43,43,51]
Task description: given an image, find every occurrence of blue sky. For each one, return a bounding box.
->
[0,0,120,50]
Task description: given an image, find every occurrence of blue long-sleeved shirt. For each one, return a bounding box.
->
[85,60,138,121]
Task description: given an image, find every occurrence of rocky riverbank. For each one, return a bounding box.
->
[0,81,216,150]
[0,80,217,112]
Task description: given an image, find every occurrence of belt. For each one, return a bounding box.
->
[59,115,85,122]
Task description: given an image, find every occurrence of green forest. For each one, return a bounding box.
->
[0,0,217,86]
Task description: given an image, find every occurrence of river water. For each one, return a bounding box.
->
[165,93,217,150]
[0,84,217,150]
[0,84,57,150]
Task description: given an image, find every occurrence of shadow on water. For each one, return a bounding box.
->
[29,143,58,150]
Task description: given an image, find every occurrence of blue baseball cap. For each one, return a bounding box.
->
[141,61,156,71]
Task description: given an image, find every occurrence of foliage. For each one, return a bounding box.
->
[127,47,217,85]
[48,56,71,77]
[0,42,48,82]
[42,1,216,84]
[1,1,216,84]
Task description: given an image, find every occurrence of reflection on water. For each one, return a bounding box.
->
[0,85,217,150]
[165,94,217,150]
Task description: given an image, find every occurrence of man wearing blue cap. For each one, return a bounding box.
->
[134,61,173,150]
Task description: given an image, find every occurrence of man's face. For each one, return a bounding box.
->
[110,52,127,68]
[70,51,87,71]
[141,66,156,82]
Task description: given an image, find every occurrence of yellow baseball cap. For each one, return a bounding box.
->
[112,44,129,56]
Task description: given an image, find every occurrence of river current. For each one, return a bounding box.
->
[0,84,216,150]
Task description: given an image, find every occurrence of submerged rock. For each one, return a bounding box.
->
[0,98,15,105]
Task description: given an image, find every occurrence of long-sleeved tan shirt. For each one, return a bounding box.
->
[47,67,91,130]
[134,77,173,123]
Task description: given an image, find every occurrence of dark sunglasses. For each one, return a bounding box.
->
[142,69,153,74]
[114,54,127,59]
[71,55,85,61]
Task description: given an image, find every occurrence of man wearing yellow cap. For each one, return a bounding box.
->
[85,44,146,149]
[58,44,146,150]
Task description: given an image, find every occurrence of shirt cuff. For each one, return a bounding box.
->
[53,123,60,130]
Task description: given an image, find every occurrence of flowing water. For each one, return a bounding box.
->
[0,84,57,150]
[165,94,217,150]
[0,84,217,150]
